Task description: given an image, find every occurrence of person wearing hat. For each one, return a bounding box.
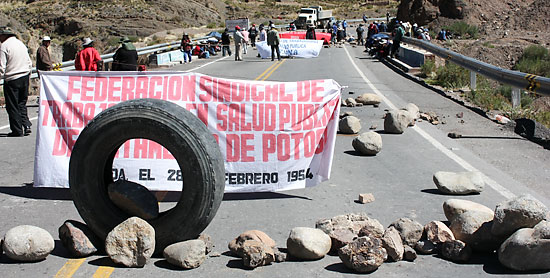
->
[36,36,53,74]
[180,33,192,63]
[248,24,258,48]
[266,24,281,61]
[75,37,102,71]
[233,25,245,61]
[0,26,33,137]
[112,36,138,71]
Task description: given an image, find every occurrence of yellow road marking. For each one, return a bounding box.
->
[260,59,286,81]
[255,60,281,80]
[54,258,86,278]
[92,266,115,278]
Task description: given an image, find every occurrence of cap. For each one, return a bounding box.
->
[0,26,16,36]
[235,25,241,30]
[42,36,51,41]
[252,24,256,27]
[82,37,93,46]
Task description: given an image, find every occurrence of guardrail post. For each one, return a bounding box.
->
[511,88,521,108]
[470,71,477,90]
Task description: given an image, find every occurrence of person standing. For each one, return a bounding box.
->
[259,25,267,42]
[180,33,192,63]
[0,27,33,137]
[75,37,102,71]
[221,28,232,57]
[356,24,365,46]
[305,25,316,40]
[390,22,405,58]
[248,24,258,47]
[267,24,281,61]
[233,26,245,61]
[342,20,348,38]
[36,36,53,75]
[112,36,138,71]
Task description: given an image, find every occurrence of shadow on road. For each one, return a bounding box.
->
[223,192,312,201]
[324,262,362,274]
[88,257,127,268]
[0,184,72,200]
[434,253,549,275]
[421,189,480,196]
[154,259,193,271]
[451,135,527,140]
[344,150,375,157]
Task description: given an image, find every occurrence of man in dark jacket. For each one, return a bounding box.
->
[267,24,281,61]
[36,36,53,74]
[112,36,138,71]
[248,24,258,47]
[305,25,316,40]
[221,28,232,57]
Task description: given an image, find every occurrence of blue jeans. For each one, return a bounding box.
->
[183,50,192,62]
[222,46,231,56]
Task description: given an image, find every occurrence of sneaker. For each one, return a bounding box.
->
[7,132,23,137]
[24,127,32,135]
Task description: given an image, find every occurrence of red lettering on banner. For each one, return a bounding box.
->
[216,104,227,131]
[66,129,79,156]
[315,128,327,154]
[41,100,51,126]
[52,129,67,156]
[279,84,291,101]
[199,76,213,102]
[60,102,73,128]
[227,103,240,131]
[304,131,316,157]
[240,103,251,131]
[135,76,149,99]
[94,77,108,102]
[226,134,239,162]
[134,139,148,158]
[297,81,310,102]
[265,84,278,101]
[72,102,84,128]
[265,104,276,131]
[107,76,121,102]
[149,76,162,99]
[121,77,135,101]
[81,76,95,101]
[251,84,264,101]
[182,75,196,101]
[279,104,291,131]
[51,101,62,127]
[277,134,291,161]
[83,103,96,125]
[148,140,163,159]
[252,104,264,131]
[231,82,245,102]
[162,76,169,100]
[217,79,231,102]
[240,134,254,162]
[302,104,315,130]
[291,104,303,131]
[291,133,304,160]
[310,80,324,102]
[168,76,182,101]
[262,134,276,162]
[67,76,81,100]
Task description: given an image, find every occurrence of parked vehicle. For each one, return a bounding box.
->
[295,6,332,29]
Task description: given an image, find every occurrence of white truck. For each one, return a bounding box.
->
[295,6,333,29]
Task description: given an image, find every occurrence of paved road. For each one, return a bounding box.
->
[0,43,549,277]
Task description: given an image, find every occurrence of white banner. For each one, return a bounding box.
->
[34,71,341,193]
[257,39,323,59]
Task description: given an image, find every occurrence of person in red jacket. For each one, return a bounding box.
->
[75,37,102,71]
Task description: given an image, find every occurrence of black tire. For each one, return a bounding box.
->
[69,98,225,254]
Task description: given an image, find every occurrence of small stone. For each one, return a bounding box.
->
[287,227,331,260]
[198,234,213,255]
[448,132,462,139]
[492,194,549,238]
[338,236,387,273]
[389,218,424,247]
[356,93,382,105]
[316,213,383,236]
[2,225,55,262]
[425,221,455,244]
[339,116,362,134]
[433,171,485,195]
[441,240,472,263]
[328,228,357,253]
[432,120,439,125]
[209,251,221,257]
[415,239,438,255]
[382,226,404,261]
[443,199,494,222]
[498,221,550,271]
[358,193,375,204]
[105,217,155,267]
[59,220,100,257]
[274,250,287,262]
[369,124,377,130]
[163,240,206,269]
[403,245,417,261]
[352,132,382,155]
[357,219,385,239]
[107,180,159,220]
[241,240,275,268]
[384,110,413,134]
[373,103,380,108]
[228,230,276,257]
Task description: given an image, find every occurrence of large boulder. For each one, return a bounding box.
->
[316,213,384,236]
[443,199,494,222]
[339,116,361,134]
[163,240,206,269]
[228,230,276,257]
[58,220,101,257]
[2,225,55,262]
[492,194,549,238]
[356,93,382,105]
[107,180,159,220]
[402,103,420,120]
[382,226,404,261]
[384,110,412,134]
[389,217,424,247]
[338,236,387,273]
[352,132,382,156]
[287,227,331,260]
[450,210,501,252]
[424,221,455,244]
[498,221,550,271]
[433,171,485,195]
[241,240,275,268]
[105,217,155,267]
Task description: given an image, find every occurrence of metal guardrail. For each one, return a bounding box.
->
[402,36,550,97]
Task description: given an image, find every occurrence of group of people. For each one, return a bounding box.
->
[217,23,281,62]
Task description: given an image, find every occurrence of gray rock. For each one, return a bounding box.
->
[228,230,276,257]
[389,217,424,247]
[163,240,206,269]
[58,220,100,257]
[105,217,155,267]
[274,250,287,263]
[241,240,275,268]
[358,193,376,204]
[287,227,331,260]
[498,221,550,271]
[403,245,417,261]
[382,226,404,261]
[402,103,420,119]
[2,225,55,262]
[415,239,438,255]
[328,228,357,253]
[433,171,485,195]
[339,116,361,134]
[316,213,384,236]
[338,236,387,273]
[352,132,382,155]
[345,97,357,107]
[450,210,501,253]
[492,194,549,238]
[107,180,159,220]
[384,110,413,134]
[357,219,385,239]
[356,93,382,105]
[198,234,213,255]
[443,199,494,222]
[425,221,455,244]
[441,240,472,263]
